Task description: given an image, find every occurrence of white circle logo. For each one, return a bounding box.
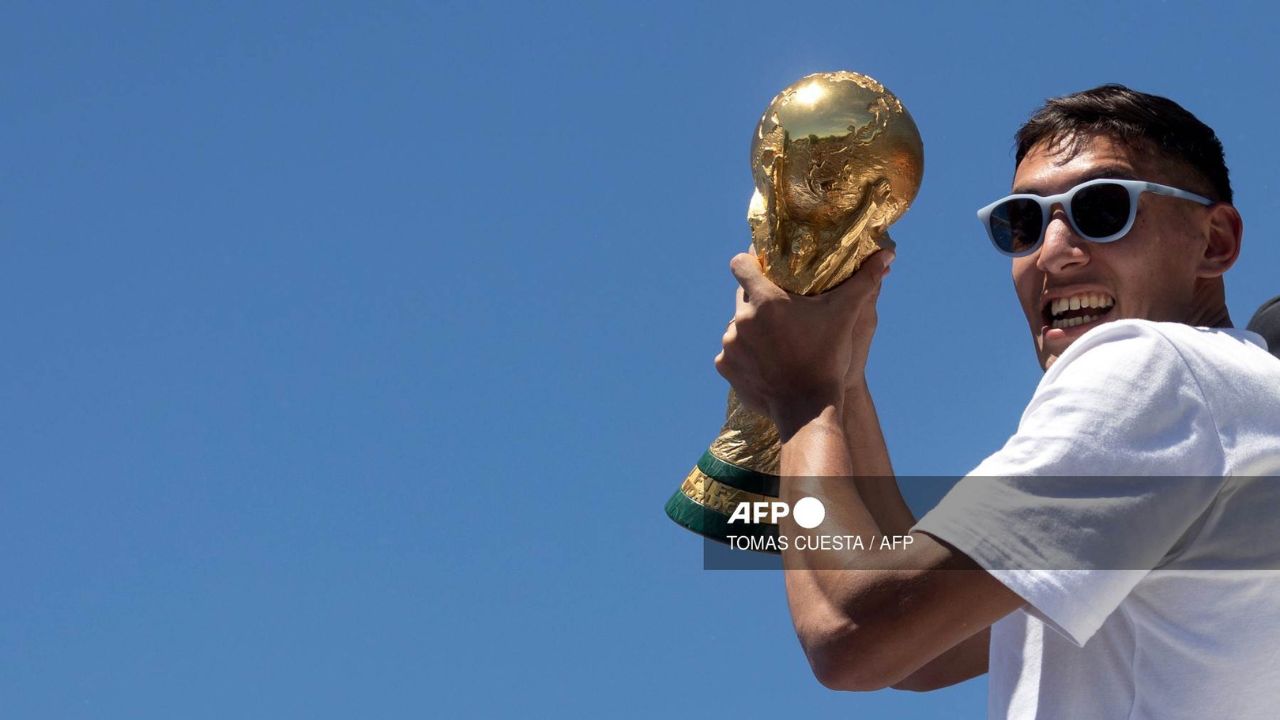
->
[793,496,825,529]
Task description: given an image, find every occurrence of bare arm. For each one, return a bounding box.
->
[841,381,990,691]
[890,630,990,692]
[841,382,912,532]
[715,251,1021,692]
[774,404,1019,691]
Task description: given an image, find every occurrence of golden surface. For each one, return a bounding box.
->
[707,389,780,475]
[677,71,923,510]
[680,466,777,521]
[749,70,923,294]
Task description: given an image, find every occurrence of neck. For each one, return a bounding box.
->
[1187,279,1233,328]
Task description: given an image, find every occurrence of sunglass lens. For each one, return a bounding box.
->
[1072,182,1131,239]
[990,198,1043,254]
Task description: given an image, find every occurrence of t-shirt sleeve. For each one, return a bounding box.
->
[913,321,1228,647]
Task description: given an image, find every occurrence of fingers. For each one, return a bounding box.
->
[729,253,774,304]
[862,247,896,279]
[715,313,736,373]
[714,318,737,380]
[828,248,895,305]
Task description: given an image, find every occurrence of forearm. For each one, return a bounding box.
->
[777,396,952,690]
[778,404,898,688]
[776,397,905,573]
[777,403,894,584]
[842,380,916,536]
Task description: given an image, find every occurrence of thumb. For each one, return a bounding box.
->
[729,253,776,302]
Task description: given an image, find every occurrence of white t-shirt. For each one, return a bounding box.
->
[914,320,1280,720]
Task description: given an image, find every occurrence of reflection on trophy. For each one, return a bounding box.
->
[664,71,924,550]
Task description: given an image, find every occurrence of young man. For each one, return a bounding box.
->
[715,85,1280,718]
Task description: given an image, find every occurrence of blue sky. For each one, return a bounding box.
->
[3,2,1278,717]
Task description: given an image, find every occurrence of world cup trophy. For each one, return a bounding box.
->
[664,71,924,549]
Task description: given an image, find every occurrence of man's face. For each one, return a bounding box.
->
[1011,135,1210,369]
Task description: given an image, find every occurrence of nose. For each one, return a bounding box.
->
[1035,203,1089,274]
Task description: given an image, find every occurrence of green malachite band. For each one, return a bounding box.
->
[697,451,780,497]
[663,488,779,552]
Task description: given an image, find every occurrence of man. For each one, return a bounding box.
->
[715,85,1280,718]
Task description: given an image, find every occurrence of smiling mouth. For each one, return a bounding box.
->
[1043,292,1116,330]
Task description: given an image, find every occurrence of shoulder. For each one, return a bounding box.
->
[1041,319,1278,408]
[1051,319,1271,375]
[1048,320,1190,377]
[1035,319,1274,401]
[995,320,1230,476]
[1034,320,1202,409]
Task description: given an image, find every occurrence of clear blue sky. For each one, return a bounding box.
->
[3,2,1278,717]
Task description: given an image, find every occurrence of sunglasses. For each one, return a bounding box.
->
[977,178,1212,257]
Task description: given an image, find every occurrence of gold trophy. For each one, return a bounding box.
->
[665,71,924,549]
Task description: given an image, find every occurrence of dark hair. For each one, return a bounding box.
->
[1015,84,1232,203]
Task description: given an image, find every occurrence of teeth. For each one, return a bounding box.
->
[1049,293,1115,318]
[1050,313,1100,330]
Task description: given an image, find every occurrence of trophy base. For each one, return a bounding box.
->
[663,451,781,553]
[664,488,779,553]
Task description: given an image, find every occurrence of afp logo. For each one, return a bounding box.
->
[727,496,825,529]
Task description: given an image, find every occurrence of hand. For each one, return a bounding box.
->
[844,255,890,392]
[715,249,894,437]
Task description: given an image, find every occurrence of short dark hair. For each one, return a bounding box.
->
[1015,84,1232,203]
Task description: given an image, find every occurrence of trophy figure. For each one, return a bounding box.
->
[665,71,924,549]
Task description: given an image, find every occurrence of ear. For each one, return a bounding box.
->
[1197,203,1243,279]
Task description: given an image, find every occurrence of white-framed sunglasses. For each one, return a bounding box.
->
[977,178,1213,257]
